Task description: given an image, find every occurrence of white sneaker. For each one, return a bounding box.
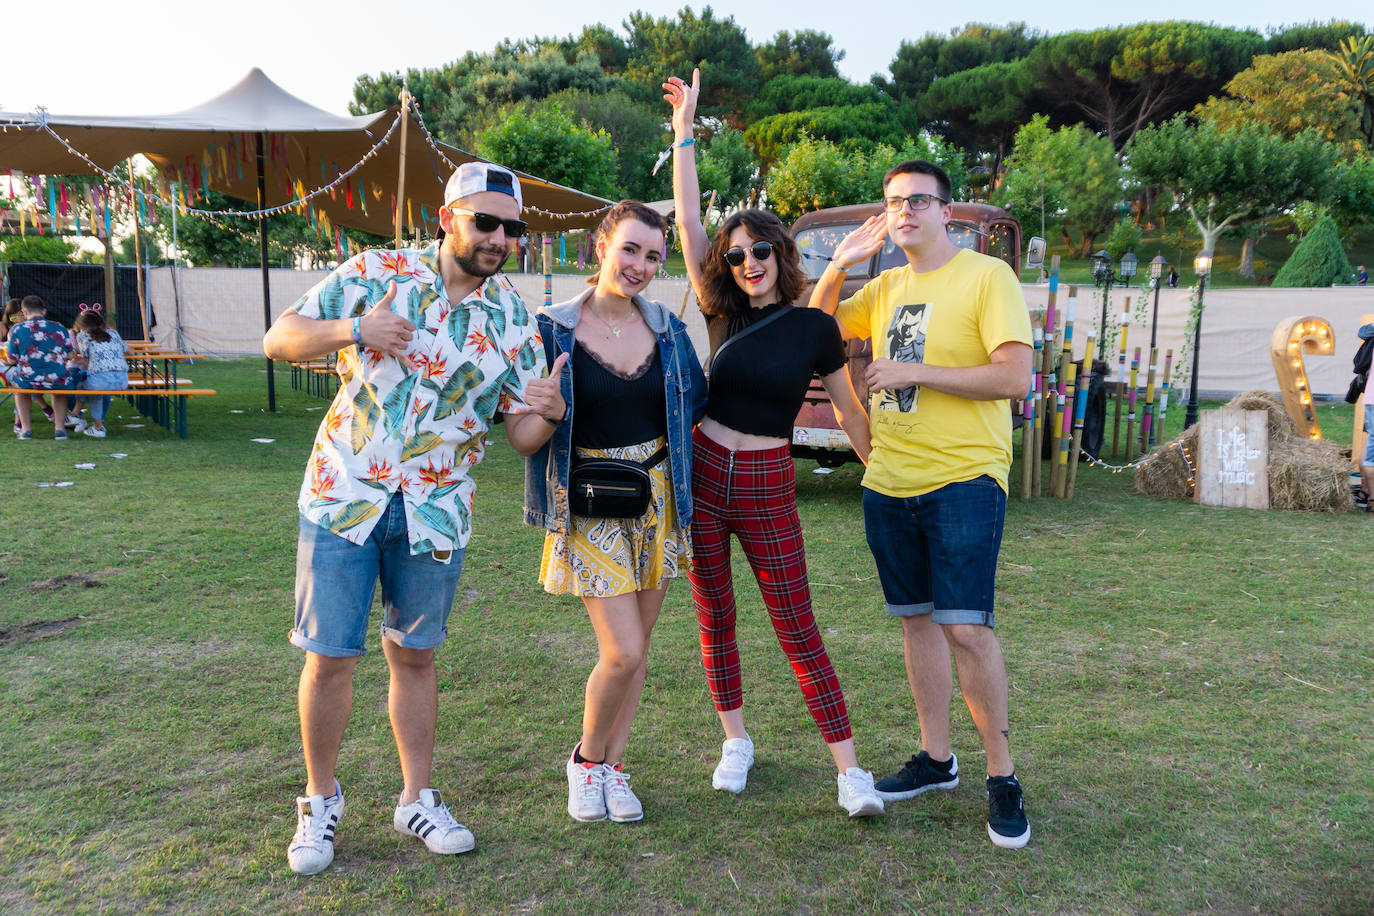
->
[602,763,643,823]
[393,788,474,854]
[566,751,608,822]
[82,426,106,438]
[287,781,344,875]
[68,416,87,432]
[712,737,754,794]
[837,767,885,818]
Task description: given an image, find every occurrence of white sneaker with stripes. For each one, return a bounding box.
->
[287,781,344,875]
[393,788,475,854]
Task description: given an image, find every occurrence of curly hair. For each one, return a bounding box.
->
[698,209,805,317]
[586,199,670,286]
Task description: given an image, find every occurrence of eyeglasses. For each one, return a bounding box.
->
[722,241,773,267]
[447,207,528,238]
[883,193,948,212]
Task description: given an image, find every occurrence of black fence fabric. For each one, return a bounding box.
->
[4,262,147,341]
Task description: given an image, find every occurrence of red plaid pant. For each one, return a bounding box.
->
[687,428,851,743]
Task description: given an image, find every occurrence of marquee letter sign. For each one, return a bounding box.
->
[1269,316,1333,440]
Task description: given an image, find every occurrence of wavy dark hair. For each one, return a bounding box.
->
[74,309,112,343]
[587,199,669,286]
[698,209,805,317]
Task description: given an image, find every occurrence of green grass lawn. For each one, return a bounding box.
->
[1,360,1369,915]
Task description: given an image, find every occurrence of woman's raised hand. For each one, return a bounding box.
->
[662,68,700,138]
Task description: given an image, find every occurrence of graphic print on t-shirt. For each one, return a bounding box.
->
[879,303,930,413]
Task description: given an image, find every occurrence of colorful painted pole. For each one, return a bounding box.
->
[1140,346,1159,453]
[1067,335,1097,498]
[1112,309,1128,458]
[1021,324,1043,499]
[1049,287,1077,479]
[1157,349,1174,443]
[1052,357,1078,498]
[1125,347,1141,463]
[1033,257,1060,496]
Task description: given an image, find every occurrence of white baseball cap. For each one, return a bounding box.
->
[444,162,522,210]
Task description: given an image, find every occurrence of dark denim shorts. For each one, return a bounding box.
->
[861,476,1006,628]
[290,494,466,657]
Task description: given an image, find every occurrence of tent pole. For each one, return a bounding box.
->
[394,87,411,250]
[102,234,116,332]
[257,131,276,412]
[128,161,149,341]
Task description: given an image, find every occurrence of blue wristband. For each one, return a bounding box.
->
[676,137,695,148]
[351,315,362,344]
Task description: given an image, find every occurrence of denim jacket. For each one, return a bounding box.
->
[523,288,708,535]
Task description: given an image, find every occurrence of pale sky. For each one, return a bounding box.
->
[3,1,1363,117]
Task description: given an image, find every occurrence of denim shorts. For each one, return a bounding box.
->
[290,494,465,657]
[861,476,1006,628]
[1364,404,1374,467]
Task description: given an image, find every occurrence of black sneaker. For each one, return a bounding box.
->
[986,774,1030,848]
[874,751,959,801]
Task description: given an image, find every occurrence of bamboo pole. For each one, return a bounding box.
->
[1067,335,1096,498]
[1033,256,1060,496]
[127,161,148,341]
[1051,357,1077,497]
[1140,346,1159,454]
[394,87,412,250]
[1021,323,1042,499]
[1048,285,1077,489]
[1156,350,1174,444]
[1125,347,1141,462]
[1111,305,1128,458]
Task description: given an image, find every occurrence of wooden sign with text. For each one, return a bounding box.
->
[1196,409,1269,509]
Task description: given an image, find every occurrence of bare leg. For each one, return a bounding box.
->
[944,623,1013,777]
[14,394,32,433]
[579,589,660,762]
[383,640,438,805]
[52,394,68,430]
[717,707,748,741]
[900,614,954,760]
[825,738,860,772]
[298,651,358,798]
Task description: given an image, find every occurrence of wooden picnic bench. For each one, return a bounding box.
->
[289,358,338,400]
[1,386,216,439]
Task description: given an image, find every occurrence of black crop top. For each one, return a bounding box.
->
[571,340,667,448]
[704,303,847,438]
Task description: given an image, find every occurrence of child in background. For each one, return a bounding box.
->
[72,305,129,438]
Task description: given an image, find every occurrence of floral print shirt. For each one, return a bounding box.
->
[290,242,546,555]
[4,318,80,389]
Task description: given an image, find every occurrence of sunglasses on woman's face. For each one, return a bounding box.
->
[447,207,528,238]
[722,240,773,267]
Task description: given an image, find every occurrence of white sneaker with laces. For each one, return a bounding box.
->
[83,426,107,438]
[287,781,344,875]
[566,751,608,822]
[68,416,87,432]
[712,737,754,794]
[393,788,474,854]
[837,767,885,818]
[602,763,643,823]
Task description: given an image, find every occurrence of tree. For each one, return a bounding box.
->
[1193,51,1365,152]
[881,22,1041,103]
[696,127,757,209]
[475,105,620,201]
[1265,20,1366,53]
[535,88,670,201]
[1327,34,1374,149]
[1103,218,1142,263]
[745,74,884,120]
[764,134,967,221]
[996,115,1125,256]
[1128,117,1340,263]
[744,102,916,168]
[1273,215,1355,286]
[919,60,1029,179]
[756,29,844,81]
[622,6,760,128]
[0,235,77,263]
[1021,22,1264,147]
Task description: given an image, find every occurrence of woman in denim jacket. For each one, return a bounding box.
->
[524,200,707,825]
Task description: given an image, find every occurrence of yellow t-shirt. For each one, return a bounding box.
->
[835,248,1032,497]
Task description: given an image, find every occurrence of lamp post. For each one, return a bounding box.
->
[1148,254,1167,350]
[1183,249,1213,430]
[1092,249,1113,338]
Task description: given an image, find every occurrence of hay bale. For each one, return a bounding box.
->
[1223,390,1297,441]
[1134,425,1200,500]
[1269,436,1353,512]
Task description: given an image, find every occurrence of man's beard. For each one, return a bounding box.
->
[445,237,508,278]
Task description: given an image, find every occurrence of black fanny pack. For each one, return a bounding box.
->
[569,445,669,518]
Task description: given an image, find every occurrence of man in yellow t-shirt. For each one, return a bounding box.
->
[809,160,1034,849]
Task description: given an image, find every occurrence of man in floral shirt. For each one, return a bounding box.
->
[264,162,569,875]
[4,295,79,439]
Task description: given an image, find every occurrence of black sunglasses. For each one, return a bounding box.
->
[722,240,773,267]
[448,207,528,238]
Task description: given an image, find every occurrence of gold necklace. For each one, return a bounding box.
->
[587,305,638,338]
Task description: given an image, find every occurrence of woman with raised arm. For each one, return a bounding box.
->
[664,70,883,818]
[524,200,707,825]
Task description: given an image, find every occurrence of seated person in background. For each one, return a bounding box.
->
[3,295,79,440]
[3,297,53,428]
[72,304,130,438]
